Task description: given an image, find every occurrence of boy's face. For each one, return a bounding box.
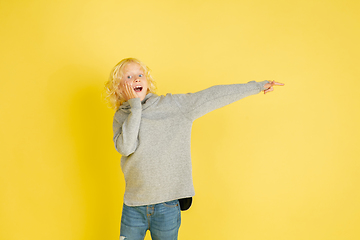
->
[121,62,149,101]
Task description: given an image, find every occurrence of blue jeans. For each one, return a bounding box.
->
[120,200,181,240]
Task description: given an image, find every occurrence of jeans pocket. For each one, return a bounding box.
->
[162,200,179,208]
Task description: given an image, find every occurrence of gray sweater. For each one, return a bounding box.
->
[113,81,269,206]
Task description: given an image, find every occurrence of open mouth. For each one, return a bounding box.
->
[133,86,143,92]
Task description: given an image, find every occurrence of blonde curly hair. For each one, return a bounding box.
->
[104,58,156,110]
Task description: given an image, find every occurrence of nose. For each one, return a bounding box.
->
[134,78,140,82]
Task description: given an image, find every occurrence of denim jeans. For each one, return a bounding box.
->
[120,200,181,240]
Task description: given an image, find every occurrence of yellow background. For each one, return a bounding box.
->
[1,0,359,239]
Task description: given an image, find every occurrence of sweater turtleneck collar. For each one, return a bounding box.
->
[119,93,158,112]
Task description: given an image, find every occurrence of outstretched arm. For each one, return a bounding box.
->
[173,80,284,121]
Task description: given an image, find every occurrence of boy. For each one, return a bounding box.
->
[104,58,284,240]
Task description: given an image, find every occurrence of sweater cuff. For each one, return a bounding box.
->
[259,80,270,91]
[128,98,142,109]
[247,80,270,92]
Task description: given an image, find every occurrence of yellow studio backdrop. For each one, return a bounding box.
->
[1,0,359,239]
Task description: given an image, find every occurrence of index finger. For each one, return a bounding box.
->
[273,81,285,86]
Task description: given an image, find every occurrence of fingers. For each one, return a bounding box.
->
[263,80,284,94]
[264,86,274,94]
[267,81,285,87]
[119,82,138,100]
[123,82,132,95]
[273,81,285,86]
[125,83,138,99]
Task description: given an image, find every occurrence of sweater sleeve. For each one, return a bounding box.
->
[173,80,269,121]
[112,98,142,156]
